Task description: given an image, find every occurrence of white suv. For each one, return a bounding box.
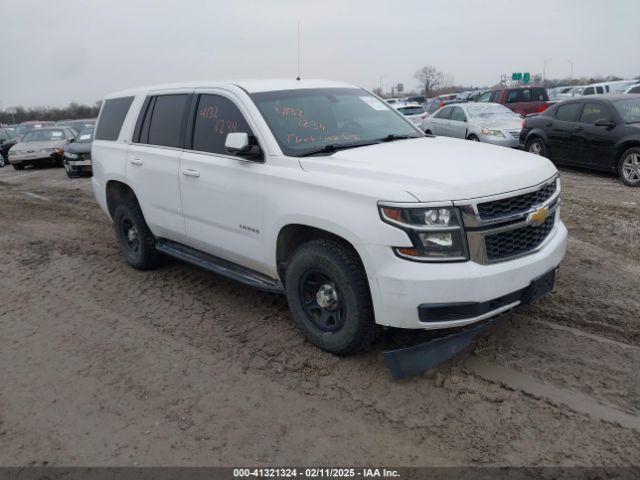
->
[92,79,567,355]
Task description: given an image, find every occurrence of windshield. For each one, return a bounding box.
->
[77,128,94,143]
[614,98,640,123]
[398,106,424,116]
[465,103,519,120]
[250,88,420,157]
[22,129,66,142]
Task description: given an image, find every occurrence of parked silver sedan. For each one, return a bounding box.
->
[421,102,523,148]
[8,127,77,170]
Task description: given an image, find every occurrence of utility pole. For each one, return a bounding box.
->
[543,58,552,86]
[566,60,574,80]
[379,75,387,96]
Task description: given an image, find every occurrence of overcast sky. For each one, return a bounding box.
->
[2,0,639,108]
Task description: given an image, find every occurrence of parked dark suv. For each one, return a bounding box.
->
[478,87,551,117]
[0,128,19,167]
[520,94,640,186]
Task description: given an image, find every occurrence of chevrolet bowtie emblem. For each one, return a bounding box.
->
[528,206,550,226]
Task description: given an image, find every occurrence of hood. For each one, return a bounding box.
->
[471,117,523,130]
[12,139,66,152]
[299,137,557,202]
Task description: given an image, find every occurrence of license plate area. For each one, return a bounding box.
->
[522,268,557,305]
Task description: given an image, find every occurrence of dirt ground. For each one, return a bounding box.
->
[0,164,639,467]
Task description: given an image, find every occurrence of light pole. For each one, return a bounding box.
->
[566,60,574,80]
[543,58,552,86]
[379,75,387,96]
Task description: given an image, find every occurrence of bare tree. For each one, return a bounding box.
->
[414,65,445,98]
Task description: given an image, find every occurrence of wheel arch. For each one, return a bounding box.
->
[275,223,366,285]
[525,128,548,146]
[105,179,141,219]
[614,138,640,163]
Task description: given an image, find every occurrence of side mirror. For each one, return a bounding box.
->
[594,118,616,129]
[69,138,76,143]
[224,132,261,159]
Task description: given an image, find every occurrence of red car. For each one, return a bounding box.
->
[477,87,551,117]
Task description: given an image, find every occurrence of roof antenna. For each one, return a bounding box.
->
[296,20,301,81]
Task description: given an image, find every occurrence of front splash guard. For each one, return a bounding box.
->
[383,318,497,380]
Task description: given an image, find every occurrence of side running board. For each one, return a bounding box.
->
[155,239,284,294]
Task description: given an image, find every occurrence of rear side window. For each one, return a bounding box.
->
[192,94,255,155]
[531,88,549,101]
[583,87,595,96]
[506,90,521,103]
[580,103,610,124]
[556,103,582,122]
[95,96,134,141]
[596,86,604,94]
[141,94,190,148]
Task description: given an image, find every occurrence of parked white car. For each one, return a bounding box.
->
[581,80,638,96]
[393,102,425,128]
[422,103,523,148]
[92,79,567,355]
[624,84,640,94]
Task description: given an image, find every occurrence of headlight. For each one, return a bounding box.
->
[65,152,79,159]
[480,128,505,137]
[379,205,468,262]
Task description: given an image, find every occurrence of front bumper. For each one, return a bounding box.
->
[64,158,92,172]
[9,153,57,165]
[480,134,520,148]
[361,219,567,330]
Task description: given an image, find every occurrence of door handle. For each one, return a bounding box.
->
[574,126,584,132]
[545,122,553,127]
[129,158,143,166]
[182,169,200,178]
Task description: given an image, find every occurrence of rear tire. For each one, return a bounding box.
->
[526,137,546,157]
[0,154,6,167]
[618,147,640,187]
[113,200,160,270]
[284,239,378,355]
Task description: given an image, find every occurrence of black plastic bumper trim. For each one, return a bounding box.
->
[418,267,557,323]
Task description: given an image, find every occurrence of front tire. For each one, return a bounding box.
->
[468,134,480,142]
[12,163,25,170]
[526,137,546,157]
[284,239,377,355]
[113,200,160,270]
[0,154,6,167]
[618,147,640,187]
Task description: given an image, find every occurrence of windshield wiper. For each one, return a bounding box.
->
[377,134,416,142]
[298,140,381,157]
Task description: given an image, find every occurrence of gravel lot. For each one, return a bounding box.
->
[1,165,639,467]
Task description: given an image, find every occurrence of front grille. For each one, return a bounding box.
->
[477,181,556,220]
[485,214,555,261]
